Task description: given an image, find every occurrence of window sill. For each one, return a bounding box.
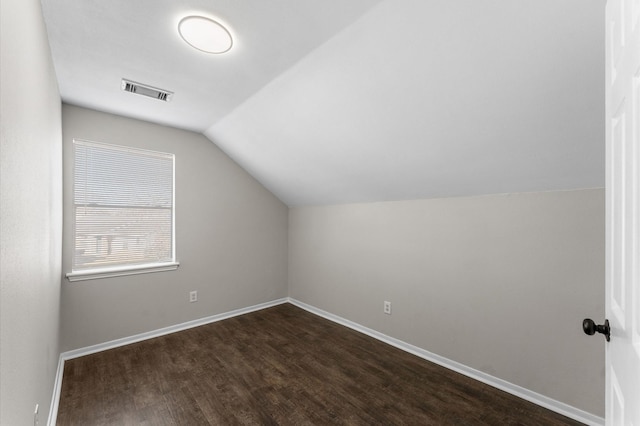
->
[66,262,180,282]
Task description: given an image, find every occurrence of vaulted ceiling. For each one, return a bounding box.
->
[41,0,605,206]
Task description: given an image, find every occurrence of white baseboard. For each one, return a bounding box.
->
[47,355,65,426]
[60,298,288,361]
[47,297,603,426]
[288,298,604,426]
[47,298,288,426]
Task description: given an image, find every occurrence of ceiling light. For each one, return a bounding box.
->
[178,16,233,54]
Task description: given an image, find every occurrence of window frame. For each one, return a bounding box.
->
[66,139,179,282]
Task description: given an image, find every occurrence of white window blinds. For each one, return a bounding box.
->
[72,139,175,272]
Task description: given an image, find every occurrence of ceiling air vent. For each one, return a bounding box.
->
[121,79,173,102]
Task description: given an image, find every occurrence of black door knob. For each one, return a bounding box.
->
[583,318,610,342]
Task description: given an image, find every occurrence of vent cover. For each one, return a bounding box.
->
[121,79,173,102]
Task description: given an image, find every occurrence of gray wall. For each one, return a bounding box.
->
[60,105,288,351]
[289,189,605,416]
[0,0,63,424]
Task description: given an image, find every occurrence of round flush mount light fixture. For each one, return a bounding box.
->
[178,16,233,54]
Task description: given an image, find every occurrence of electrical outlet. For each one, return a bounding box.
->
[34,404,39,426]
[383,301,391,315]
[189,290,198,303]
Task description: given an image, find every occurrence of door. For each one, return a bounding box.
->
[605,0,640,424]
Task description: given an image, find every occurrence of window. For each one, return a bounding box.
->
[66,139,178,281]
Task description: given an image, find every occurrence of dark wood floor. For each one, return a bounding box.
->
[57,303,583,425]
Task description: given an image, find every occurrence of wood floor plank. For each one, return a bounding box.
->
[56,303,584,425]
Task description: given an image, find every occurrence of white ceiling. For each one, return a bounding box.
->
[42,0,605,206]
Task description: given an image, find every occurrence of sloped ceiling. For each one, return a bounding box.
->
[42,0,605,206]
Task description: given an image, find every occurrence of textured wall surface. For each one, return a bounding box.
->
[289,189,605,416]
[0,0,63,423]
[60,105,288,352]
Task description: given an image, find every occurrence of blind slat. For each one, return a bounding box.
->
[72,139,175,271]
